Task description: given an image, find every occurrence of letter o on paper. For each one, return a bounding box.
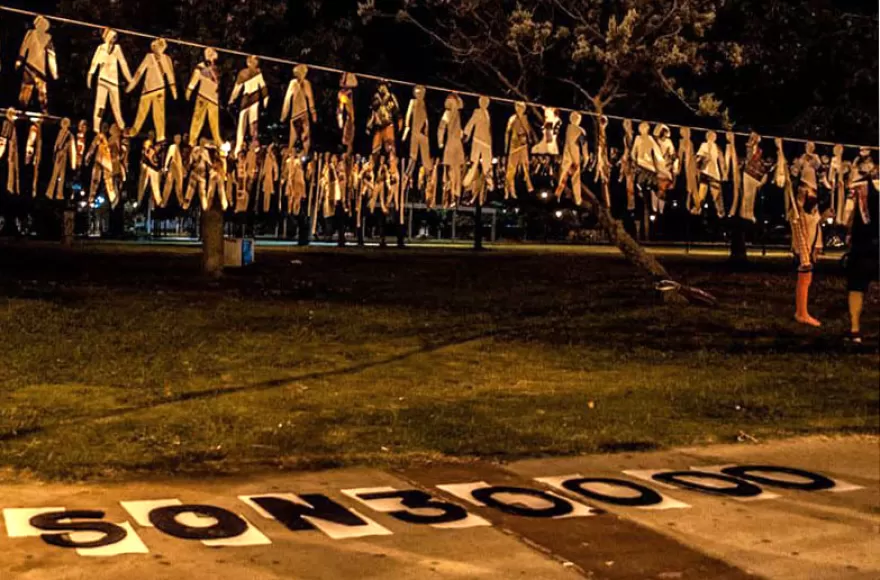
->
[148,504,248,540]
[470,486,573,518]
[562,477,664,507]
[721,465,836,491]
[652,471,763,498]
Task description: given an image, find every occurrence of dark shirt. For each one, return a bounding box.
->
[851,181,879,257]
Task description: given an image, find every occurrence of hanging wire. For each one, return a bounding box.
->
[0,107,62,121]
[1,4,877,151]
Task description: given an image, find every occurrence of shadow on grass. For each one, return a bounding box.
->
[0,323,508,444]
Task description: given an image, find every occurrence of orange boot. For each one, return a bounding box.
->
[795,271,821,327]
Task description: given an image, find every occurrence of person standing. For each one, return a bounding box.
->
[844,150,879,343]
[789,141,826,327]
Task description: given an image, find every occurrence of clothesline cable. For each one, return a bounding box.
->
[1,4,877,151]
[0,106,62,121]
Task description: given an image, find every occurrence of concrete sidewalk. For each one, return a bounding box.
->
[505,435,879,580]
[0,435,877,579]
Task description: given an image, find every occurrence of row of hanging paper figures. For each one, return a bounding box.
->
[1,17,878,225]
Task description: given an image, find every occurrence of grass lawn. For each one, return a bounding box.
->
[0,241,877,481]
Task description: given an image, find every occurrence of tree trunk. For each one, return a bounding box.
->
[577,178,687,304]
[201,205,224,277]
[585,109,687,304]
[728,216,749,266]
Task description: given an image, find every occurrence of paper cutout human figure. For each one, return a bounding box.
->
[74,120,89,170]
[846,148,877,226]
[315,153,334,221]
[281,64,316,154]
[593,115,611,206]
[161,134,185,207]
[116,125,131,185]
[337,73,358,155]
[355,158,370,214]
[137,133,162,206]
[653,124,676,213]
[282,149,306,215]
[24,119,42,196]
[368,82,402,163]
[402,85,434,204]
[87,28,132,131]
[186,48,222,146]
[827,144,848,225]
[631,121,660,206]
[229,55,268,156]
[695,130,726,217]
[363,159,382,214]
[437,92,465,208]
[85,123,119,207]
[233,150,248,213]
[736,132,767,222]
[128,38,177,142]
[773,137,788,192]
[631,122,658,171]
[183,138,210,210]
[374,159,390,214]
[46,117,76,200]
[16,16,57,113]
[333,154,350,214]
[233,141,259,213]
[618,119,636,210]
[463,96,493,196]
[350,157,368,226]
[0,109,20,195]
[554,111,589,205]
[504,101,535,199]
[367,83,402,216]
[330,154,346,215]
[204,145,229,210]
[791,141,822,198]
[678,126,698,212]
[258,143,279,213]
[531,107,561,156]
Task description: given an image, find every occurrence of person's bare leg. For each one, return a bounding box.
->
[795,271,821,327]
[849,291,863,333]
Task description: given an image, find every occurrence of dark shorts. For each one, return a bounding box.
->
[371,125,396,156]
[846,251,879,293]
[793,255,813,273]
[635,168,656,190]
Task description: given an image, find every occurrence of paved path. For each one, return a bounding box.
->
[1,435,877,579]
[10,237,846,261]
